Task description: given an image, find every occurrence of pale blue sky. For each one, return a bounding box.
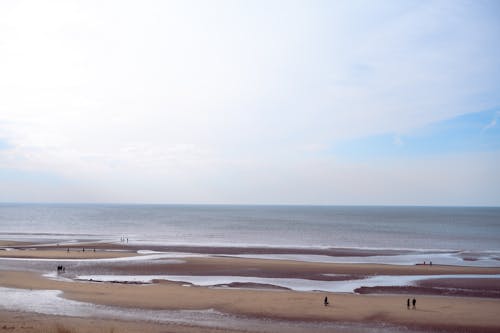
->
[0,0,499,205]
[333,108,500,159]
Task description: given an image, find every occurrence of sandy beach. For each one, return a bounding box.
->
[0,309,248,333]
[1,242,500,332]
[1,269,500,332]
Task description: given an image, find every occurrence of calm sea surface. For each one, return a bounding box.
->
[0,204,499,251]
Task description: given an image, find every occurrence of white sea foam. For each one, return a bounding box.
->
[43,272,75,282]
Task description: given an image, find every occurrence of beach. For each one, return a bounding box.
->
[0,310,248,333]
[1,240,500,333]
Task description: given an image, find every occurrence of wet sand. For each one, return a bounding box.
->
[86,255,500,279]
[105,244,416,257]
[12,242,424,257]
[0,241,142,260]
[1,242,500,332]
[355,277,500,298]
[0,309,249,333]
[0,249,138,260]
[0,241,33,247]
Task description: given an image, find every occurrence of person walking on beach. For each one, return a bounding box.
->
[412,298,416,309]
[407,298,410,309]
[324,296,329,306]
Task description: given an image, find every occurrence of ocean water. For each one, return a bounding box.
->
[0,204,499,252]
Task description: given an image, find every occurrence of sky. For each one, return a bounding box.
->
[0,0,499,206]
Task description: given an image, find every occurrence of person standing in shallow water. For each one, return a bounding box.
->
[324,296,329,306]
[412,298,416,309]
[407,298,410,309]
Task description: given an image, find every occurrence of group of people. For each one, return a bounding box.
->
[120,236,129,243]
[407,298,417,309]
[323,296,418,310]
[56,265,66,273]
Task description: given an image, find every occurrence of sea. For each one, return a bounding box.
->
[1,203,500,332]
[0,203,499,252]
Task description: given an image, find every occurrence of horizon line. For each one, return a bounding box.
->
[0,202,498,208]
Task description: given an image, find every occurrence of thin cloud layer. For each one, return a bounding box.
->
[0,0,499,205]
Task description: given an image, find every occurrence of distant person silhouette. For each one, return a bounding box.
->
[412,298,416,309]
[324,296,329,306]
[407,298,410,309]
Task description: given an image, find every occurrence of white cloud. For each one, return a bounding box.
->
[0,0,499,204]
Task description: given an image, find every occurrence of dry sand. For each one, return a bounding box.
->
[0,310,249,333]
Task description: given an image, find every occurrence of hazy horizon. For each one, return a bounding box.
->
[1,202,499,208]
[1,0,499,206]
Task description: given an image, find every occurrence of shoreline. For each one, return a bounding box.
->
[1,240,427,255]
[5,237,497,256]
[4,240,500,268]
